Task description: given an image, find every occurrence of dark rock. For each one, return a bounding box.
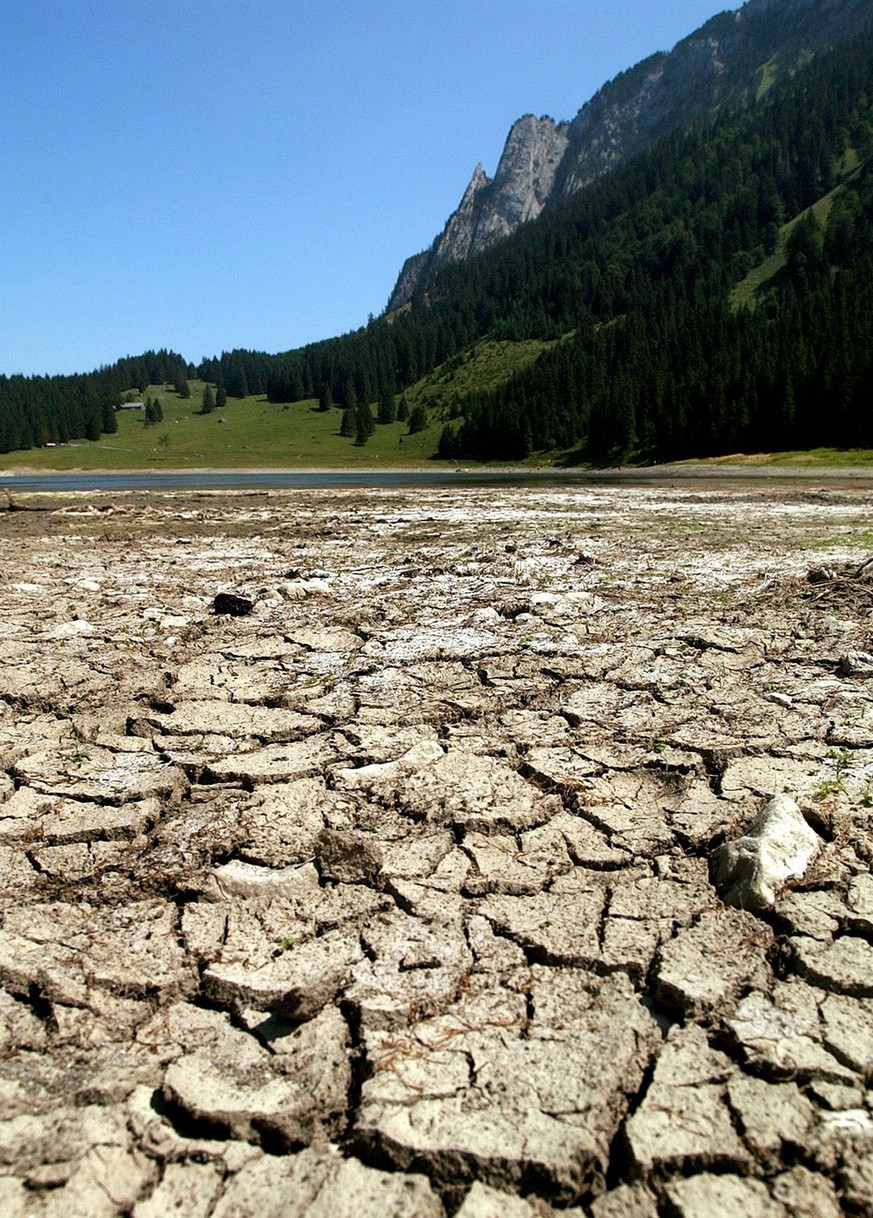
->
[213,592,254,616]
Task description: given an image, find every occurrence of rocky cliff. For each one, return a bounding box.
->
[387,0,873,311]
[389,116,569,312]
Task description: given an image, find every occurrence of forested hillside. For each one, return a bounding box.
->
[0,350,187,454]
[440,25,873,461]
[387,0,873,308]
[1,18,871,463]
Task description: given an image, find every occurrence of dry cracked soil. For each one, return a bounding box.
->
[1,479,873,1217]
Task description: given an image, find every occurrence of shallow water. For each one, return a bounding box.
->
[3,465,873,492]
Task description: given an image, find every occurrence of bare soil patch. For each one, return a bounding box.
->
[1,483,872,1216]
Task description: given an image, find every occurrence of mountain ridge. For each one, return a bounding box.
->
[387,0,873,311]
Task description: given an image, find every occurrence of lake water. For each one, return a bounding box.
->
[0,469,573,492]
[2,466,873,493]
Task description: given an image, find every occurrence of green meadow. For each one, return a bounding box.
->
[0,341,555,472]
[0,382,444,471]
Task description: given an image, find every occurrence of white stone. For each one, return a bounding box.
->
[819,1108,873,1136]
[203,860,320,902]
[48,619,95,638]
[710,794,820,910]
[302,578,332,595]
[159,614,190,630]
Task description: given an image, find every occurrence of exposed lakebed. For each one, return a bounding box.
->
[1,481,872,1216]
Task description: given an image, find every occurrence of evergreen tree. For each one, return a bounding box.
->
[226,367,249,398]
[85,410,101,441]
[340,406,356,437]
[318,384,334,413]
[215,386,227,409]
[102,400,118,434]
[377,390,396,424]
[825,190,859,265]
[407,404,428,434]
[437,424,462,458]
[201,385,215,414]
[355,402,375,445]
[786,210,827,285]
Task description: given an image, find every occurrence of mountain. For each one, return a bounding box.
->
[387,0,873,310]
[253,12,873,465]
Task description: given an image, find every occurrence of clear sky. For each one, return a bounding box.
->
[1,0,728,376]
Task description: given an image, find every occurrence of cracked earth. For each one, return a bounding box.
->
[1,480,873,1217]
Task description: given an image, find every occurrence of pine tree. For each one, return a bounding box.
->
[225,367,249,398]
[85,409,101,441]
[437,424,460,458]
[216,386,227,409]
[407,404,428,434]
[340,406,355,437]
[786,211,826,285]
[202,385,215,414]
[355,402,375,445]
[318,384,334,413]
[377,390,396,424]
[102,400,118,434]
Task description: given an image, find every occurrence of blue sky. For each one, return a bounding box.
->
[1,0,727,376]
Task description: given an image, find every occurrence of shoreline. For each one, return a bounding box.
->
[3,460,873,481]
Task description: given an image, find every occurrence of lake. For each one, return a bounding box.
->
[3,465,873,493]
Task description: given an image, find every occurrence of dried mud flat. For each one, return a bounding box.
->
[1,481,873,1218]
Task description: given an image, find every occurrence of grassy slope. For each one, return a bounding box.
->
[400,338,558,415]
[690,447,873,466]
[0,382,442,470]
[729,190,841,311]
[0,341,554,471]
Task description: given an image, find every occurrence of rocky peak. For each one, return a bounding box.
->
[386,0,872,311]
[482,114,570,235]
[386,116,569,312]
[434,162,493,265]
[555,22,736,201]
